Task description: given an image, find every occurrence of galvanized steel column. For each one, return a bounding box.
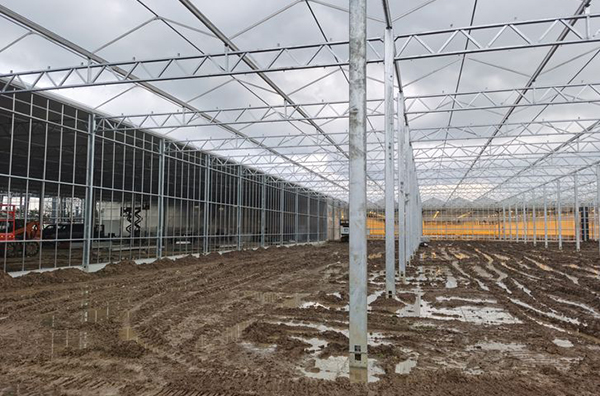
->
[156,139,165,257]
[558,179,562,250]
[82,113,96,271]
[515,203,519,242]
[574,174,580,251]
[317,198,321,242]
[405,128,411,265]
[508,203,513,240]
[384,28,395,298]
[295,190,299,243]
[307,193,311,243]
[348,0,368,380]
[532,194,537,246]
[280,182,285,245]
[544,185,548,248]
[523,199,527,243]
[597,165,600,254]
[203,156,211,253]
[397,95,406,279]
[237,165,242,250]
[261,174,266,247]
[502,205,506,241]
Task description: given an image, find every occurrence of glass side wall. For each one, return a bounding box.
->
[0,89,338,273]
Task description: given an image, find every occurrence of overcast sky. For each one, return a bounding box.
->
[0,0,599,204]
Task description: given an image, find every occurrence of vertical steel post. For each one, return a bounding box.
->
[237,165,242,250]
[384,28,395,298]
[82,113,96,271]
[508,203,513,240]
[532,193,537,246]
[515,203,519,242]
[544,184,548,248]
[574,174,580,251]
[280,182,285,245]
[295,190,299,243]
[502,205,506,241]
[307,193,311,243]
[597,165,600,254]
[261,174,266,247]
[397,95,406,279]
[348,0,368,380]
[558,179,562,250]
[523,199,527,243]
[317,198,321,242]
[405,128,411,265]
[203,156,211,253]
[156,139,165,257]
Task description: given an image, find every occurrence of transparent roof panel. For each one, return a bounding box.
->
[0,0,599,204]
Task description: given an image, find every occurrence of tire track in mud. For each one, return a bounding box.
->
[438,242,600,341]
[4,241,600,395]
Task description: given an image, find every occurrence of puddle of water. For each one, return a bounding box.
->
[281,293,310,308]
[397,295,520,325]
[521,312,567,333]
[395,356,418,374]
[451,251,469,260]
[275,320,391,346]
[472,266,493,280]
[553,338,574,348]
[299,355,385,383]
[368,290,385,306]
[512,280,533,298]
[498,261,541,281]
[509,298,581,325]
[524,256,552,272]
[496,281,512,294]
[474,248,494,265]
[290,336,328,353]
[341,290,384,312]
[436,296,497,304]
[444,268,457,289]
[243,342,277,354]
[488,264,507,281]
[524,257,579,284]
[439,248,453,261]
[300,301,330,310]
[565,263,600,277]
[548,296,600,319]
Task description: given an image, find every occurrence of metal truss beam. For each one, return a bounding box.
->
[0,5,351,196]
[2,13,600,94]
[91,80,600,131]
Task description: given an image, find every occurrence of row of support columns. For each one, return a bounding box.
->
[496,174,600,252]
[348,0,423,381]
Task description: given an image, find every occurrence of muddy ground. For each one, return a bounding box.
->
[1,240,600,395]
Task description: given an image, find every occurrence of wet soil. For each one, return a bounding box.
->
[1,240,600,395]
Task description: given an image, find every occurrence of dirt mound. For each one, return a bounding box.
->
[19,268,91,287]
[371,294,407,308]
[0,270,19,289]
[96,260,140,276]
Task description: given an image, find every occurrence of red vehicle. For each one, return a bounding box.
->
[0,204,41,257]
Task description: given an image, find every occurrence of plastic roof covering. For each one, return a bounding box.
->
[1,0,600,207]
